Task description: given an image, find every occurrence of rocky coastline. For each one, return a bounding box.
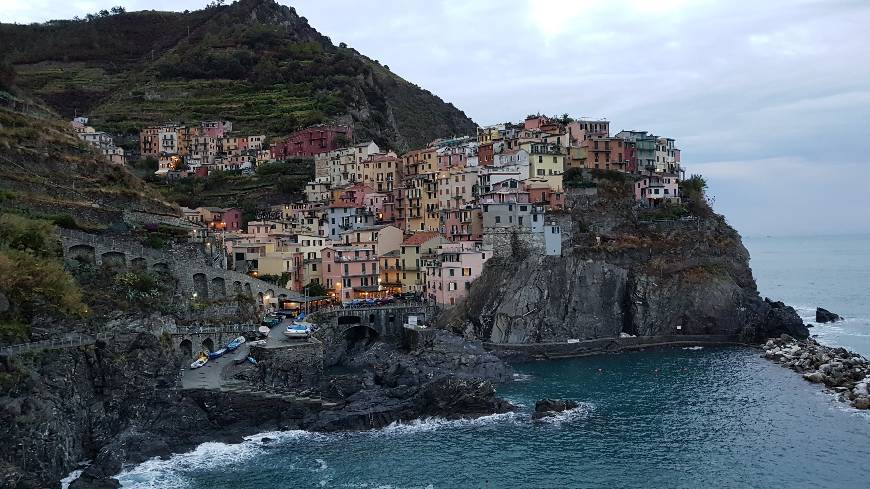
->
[762,335,870,410]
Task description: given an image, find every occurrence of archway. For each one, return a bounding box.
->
[244,283,253,297]
[67,244,95,266]
[101,251,126,271]
[211,277,226,299]
[344,324,380,344]
[201,338,215,353]
[193,273,209,300]
[337,315,361,326]
[180,339,193,358]
[131,257,147,271]
[152,262,170,275]
[233,281,243,296]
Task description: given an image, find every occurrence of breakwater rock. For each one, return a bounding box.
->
[532,399,580,420]
[815,307,842,323]
[762,336,870,410]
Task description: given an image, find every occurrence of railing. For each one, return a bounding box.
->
[312,302,435,316]
[169,324,256,336]
[0,332,115,356]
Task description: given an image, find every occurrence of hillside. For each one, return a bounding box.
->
[0,0,477,152]
[0,96,184,231]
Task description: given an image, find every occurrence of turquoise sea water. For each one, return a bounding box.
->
[744,234,870,357]
[116,235,870,489]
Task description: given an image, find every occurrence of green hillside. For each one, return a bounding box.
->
[0,0,477,152]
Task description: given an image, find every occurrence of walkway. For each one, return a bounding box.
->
[0,332,114,356]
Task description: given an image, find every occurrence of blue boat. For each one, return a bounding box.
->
[247,356,258,365]
[207,348,226,360]
[226,336,246,351]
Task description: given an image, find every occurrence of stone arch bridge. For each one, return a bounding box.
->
[57,228,306,308]
[168,324,254,358]
[311,304,439,342]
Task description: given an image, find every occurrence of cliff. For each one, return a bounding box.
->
[0,0,476,151]
[446,178,807,347]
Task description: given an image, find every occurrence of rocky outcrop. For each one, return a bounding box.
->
[532,399,580,420]
[762,335,869,409]
[815,307,842,323]
[1,327,514,488]
[445,189,807,347]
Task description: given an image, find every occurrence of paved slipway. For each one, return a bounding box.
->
[180,319,306,390]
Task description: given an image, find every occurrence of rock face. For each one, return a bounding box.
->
[815,307,842,323]
[445,188,807,346]
[762,335,870,410]
[532,399,580,420]
[0,326,514,488]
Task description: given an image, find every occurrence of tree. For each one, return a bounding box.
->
[110,6,126,15]
[251,58,281,88]
[303,281,327,297]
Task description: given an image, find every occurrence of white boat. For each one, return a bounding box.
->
[284,321,313,338]
[190,353,208,369]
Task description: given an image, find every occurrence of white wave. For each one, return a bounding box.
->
[534,403,595,426]
[117,430,322,488]
[375,411,526,436]
[60,469,83,489]
[512,373,534,382]
[682,346,704,350]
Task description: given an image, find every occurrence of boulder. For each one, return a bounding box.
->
[815,307,841,324]
[803,372,825,383]
[532,399,580,420]
[853,397,870,410]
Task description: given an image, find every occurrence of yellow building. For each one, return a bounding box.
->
[523,141,565,190]
[378,250,402,294]
[399,232,448,292]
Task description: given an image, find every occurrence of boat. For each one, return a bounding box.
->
[284,321,313,339]
[248,339,267,347]
[247,356,258,365]
[261,314,281,327]
[226,336,246,351]
[190,352,208,369]
[207,348,226,360]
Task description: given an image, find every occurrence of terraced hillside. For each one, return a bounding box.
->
[0,0,477,152]
[0,92,183,230]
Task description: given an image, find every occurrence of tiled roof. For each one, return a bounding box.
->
[402,232,442,245]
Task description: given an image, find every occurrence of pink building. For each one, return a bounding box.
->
[199,207,243,232]
[441,207,483,242]
[523,179,565,210]
[338,184,375,207]
[321,245,380,301]
[270,125,353,159]
[437,149,466,171]
[634,173,680,206]
[424,242,492,306]
[201,121,232,138]
[524,115,549,130]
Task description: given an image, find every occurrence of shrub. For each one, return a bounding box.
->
[0,213,60,257]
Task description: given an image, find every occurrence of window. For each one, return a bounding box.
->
[520,205,528,211]
[518,216,524,226]
[495,216,501,224]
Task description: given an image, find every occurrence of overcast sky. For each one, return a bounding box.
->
[4,0,870,236]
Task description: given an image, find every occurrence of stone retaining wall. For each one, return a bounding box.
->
[484,334,744,361]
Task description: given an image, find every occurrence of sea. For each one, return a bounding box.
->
[109,235,870,489]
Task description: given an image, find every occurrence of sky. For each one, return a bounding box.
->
[3,0,870,236]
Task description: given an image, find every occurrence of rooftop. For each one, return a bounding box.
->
[402,232,443,245]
